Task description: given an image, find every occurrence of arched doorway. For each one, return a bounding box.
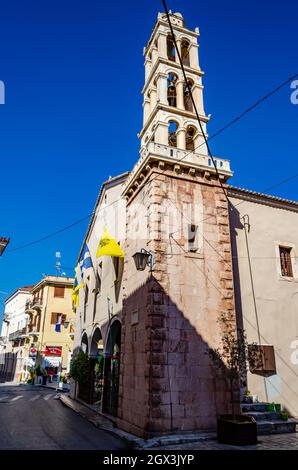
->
[102,320,121,417]
[90,327,104,406]
[81,332,89,354]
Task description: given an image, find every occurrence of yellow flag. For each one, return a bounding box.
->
[72,283,84,307]
[96,227,125,258]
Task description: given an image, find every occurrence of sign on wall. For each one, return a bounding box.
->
[44,346,62,357]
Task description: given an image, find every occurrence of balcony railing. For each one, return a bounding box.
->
[25,298,43,312]
[8,327,29,341]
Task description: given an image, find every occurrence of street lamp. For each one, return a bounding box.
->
[0,237,10,256]
[132,249,155,272]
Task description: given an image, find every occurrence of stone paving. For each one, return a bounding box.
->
[154,433,298,450]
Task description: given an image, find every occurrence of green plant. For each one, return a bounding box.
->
[280,411,288,421]
[209,313,263,418]
[69,351,89,384]
[35,365,43,376]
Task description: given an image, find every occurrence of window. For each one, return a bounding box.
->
[83,286,89,323]
[50,312,66,325]
[188,224,198,252]
[181,39,190,66]
[54,286,65,298]
[168,120,178,147]
[184,80,193,112]
[279,246,293,277]
[167,73,177,107]
[167,34,175,61]
[185,126,196,151]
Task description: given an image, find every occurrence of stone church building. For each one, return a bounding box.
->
[72,12,298,437]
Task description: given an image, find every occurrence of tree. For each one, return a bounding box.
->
[69,351,89,385]
[209,313,262,418]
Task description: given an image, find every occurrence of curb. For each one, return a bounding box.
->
[59,394,216,449]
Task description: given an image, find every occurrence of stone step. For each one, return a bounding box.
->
[257,419,298,435]
[243,411,280,421]
[241,403,268,413]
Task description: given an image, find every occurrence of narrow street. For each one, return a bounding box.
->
[0,385,126,450]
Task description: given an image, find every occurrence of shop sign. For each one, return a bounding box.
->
[45,346,62,357]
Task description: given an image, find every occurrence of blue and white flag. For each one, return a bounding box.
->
[79,243,93,278]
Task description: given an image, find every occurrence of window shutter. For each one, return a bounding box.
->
[51,312,57,324]
[62,314,67,324]
[54,286,65,298]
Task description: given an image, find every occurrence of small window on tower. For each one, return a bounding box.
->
[279,246,293,277]
[167,73,177,107]
[168,121,178,148]
[188,224,199,252]
[184,80,194,112]
[181,39,190,66]
[186,126,196,151]
[167,34,175,61]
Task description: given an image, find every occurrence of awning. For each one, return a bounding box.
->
[42,356,61,368]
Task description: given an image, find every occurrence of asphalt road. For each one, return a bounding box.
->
[0,384,127,450]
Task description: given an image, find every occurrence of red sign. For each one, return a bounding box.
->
[45,346,62,357]
[30,348,37,354]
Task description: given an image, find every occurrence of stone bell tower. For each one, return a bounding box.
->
[140,11,209,156]
[118,12,237,438]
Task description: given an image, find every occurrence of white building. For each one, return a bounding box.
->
[0,286,34,382]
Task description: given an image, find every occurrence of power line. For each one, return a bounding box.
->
[6,214,93,254]
[3,23,297,255]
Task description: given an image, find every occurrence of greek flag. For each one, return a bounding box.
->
[80,243,93,278]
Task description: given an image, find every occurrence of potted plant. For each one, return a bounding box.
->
[243,390,253,404]
[280,411,288,421]
[209,314,263,445]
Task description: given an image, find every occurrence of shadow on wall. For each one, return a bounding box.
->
[71,275,240,437]
[229,202,298,416]
[117,276,238,437]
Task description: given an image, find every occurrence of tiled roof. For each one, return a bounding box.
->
[227,185,298,208]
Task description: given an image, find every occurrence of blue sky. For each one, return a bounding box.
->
[0,0,297,317]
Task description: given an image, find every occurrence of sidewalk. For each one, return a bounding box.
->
[59,394,216,449]
[59,394,298,450]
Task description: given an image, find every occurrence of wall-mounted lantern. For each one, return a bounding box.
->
[132,249,155,272]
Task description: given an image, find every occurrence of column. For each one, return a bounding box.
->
[155,122,168,145]
[175,38,182,64]
[145,57,152,81]
[157,73,168,105]
[194,129,207,156]
[192,84,204,115]
[177,127,186,150]
[150,87,157,110]
[157,33,167,59]
[151,46,158,65]
[176,79,185,110]
[143,98,151,125]
[189,43,199,69]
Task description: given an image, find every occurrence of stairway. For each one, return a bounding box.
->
[241,403,298,435]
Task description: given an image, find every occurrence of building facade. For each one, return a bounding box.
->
[0,275,75,384]
[0,286,34,382]
[72,10,298,438]
[27,275,75,382]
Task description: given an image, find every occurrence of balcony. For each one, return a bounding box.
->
[9,330,22,341]
[25,297,43,313]
[31,297,43,310]
[124,141,233,193]
[28,325,40,336]
[8,327,29,342]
